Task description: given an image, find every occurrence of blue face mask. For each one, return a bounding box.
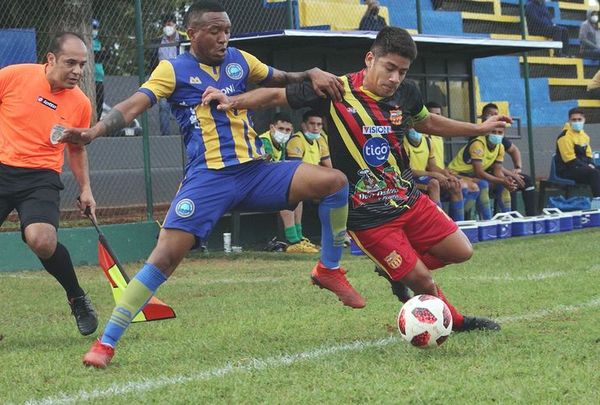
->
[408,129,422,143]
[571,121,584,132]
[488,134,503,145]
[304,131,321,141]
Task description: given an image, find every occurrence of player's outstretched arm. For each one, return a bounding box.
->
[415,113,512,138]
[267,67,343,101]
[60,92,151,145]
[202,86,288,111]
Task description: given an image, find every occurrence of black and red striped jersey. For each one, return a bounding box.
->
[287,70,429,230]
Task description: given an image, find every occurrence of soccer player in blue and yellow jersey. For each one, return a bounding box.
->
[204,27,508,333]
[448,126,518,218]
[61,1,363,369]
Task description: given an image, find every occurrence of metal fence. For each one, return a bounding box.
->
[1,0,594,229]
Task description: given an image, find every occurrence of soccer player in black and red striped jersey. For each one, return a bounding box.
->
[202,27,510,332]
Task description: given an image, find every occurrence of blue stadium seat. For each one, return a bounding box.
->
[538,153,588,209]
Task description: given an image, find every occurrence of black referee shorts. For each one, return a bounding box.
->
[0,163,64,239]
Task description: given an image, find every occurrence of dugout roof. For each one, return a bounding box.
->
[225,30,559,58]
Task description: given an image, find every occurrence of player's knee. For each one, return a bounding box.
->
[26,233,57,259]
[328,169,348,194]
[450,242,473,263]
[427,178,439,193]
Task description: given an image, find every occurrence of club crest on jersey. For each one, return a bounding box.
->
[384,250,403,269]
[363,137,390,167]
[175,199,195,218]
[225,63,244,80]
[389,108,402,125]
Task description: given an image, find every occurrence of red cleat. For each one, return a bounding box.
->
[311,261,366,308]
[83,339,115,369]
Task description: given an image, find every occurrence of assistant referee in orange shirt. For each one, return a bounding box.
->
[0,32,98,335]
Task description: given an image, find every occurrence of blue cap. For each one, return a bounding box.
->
[92,18,100,28]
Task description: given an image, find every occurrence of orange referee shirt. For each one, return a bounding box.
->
[0,63,91,173]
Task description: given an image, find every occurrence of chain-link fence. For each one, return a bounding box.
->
[1,0,596,231]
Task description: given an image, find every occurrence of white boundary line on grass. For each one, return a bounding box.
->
[23,295,600,405]
[447,264,600,283]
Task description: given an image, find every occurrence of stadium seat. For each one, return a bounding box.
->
[538,153,588,209]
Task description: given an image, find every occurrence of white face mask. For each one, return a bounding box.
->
[272,130,290,145]
[163,25,176,37]
[592,15,599,24]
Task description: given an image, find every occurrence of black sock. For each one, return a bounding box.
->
[39,242,85,299]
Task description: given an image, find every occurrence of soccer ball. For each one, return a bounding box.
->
[397,294,453,348]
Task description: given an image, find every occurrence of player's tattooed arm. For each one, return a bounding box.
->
[60,92,151,145]
[202,86,287,111]
[268,68,343,101]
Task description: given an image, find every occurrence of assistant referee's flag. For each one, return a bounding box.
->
[87,209,176,323]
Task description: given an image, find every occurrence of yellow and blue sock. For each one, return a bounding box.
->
[476,180,492,220]
[463,189,479,219]
[318,183,349,269]
[449,200,465,221]
[100,262,167,347]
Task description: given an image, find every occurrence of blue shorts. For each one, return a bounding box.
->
[163,159,302,241]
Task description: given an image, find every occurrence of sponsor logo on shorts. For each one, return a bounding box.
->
[384,250,403,269]
[37,96,57,110]
[362,136,390,167]
[175,198,195,218]
[225,63,244,80]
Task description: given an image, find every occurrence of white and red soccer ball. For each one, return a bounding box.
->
[397,294,453,348]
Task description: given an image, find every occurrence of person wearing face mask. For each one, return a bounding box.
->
[555,108,600,197]
[92,19,107,121]
[403,128,465,222]
[525,0,570,57]
[283,110,331,253]
[481,103,536,215]
[448,127,519,218]
[579,8,600,59]
[150,14,187,135]
[358,0,387,31]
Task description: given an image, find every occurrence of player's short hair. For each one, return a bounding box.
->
[370,26,417,61]
[271,112,292,125]
[302,110,322,122]
[425,101,442,111]
[568,107,585,118]
[481,102,499,116]
[47,32,85,56]
[184,1,226,28]
[163,14,177,25]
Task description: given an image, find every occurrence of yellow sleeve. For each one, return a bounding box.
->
[468,140,486,161]
[139,60,176,101]
[496,144,505,162]
[286,133,305,160]
[557,134,576,162]
[240,50,272,84]
[318,136,330,160]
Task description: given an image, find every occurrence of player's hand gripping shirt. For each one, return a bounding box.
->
[0,64,92,173]
[447,135,505,176]
[287,70,428,230]
[139,48,273,171]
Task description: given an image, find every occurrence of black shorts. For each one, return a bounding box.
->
[0,163,64,237]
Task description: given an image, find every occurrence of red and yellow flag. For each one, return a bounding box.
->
[97,238,176,322]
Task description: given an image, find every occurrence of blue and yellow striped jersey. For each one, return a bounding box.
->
[138,48,273,170]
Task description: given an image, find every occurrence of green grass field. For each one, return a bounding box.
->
[2,229,600,404]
